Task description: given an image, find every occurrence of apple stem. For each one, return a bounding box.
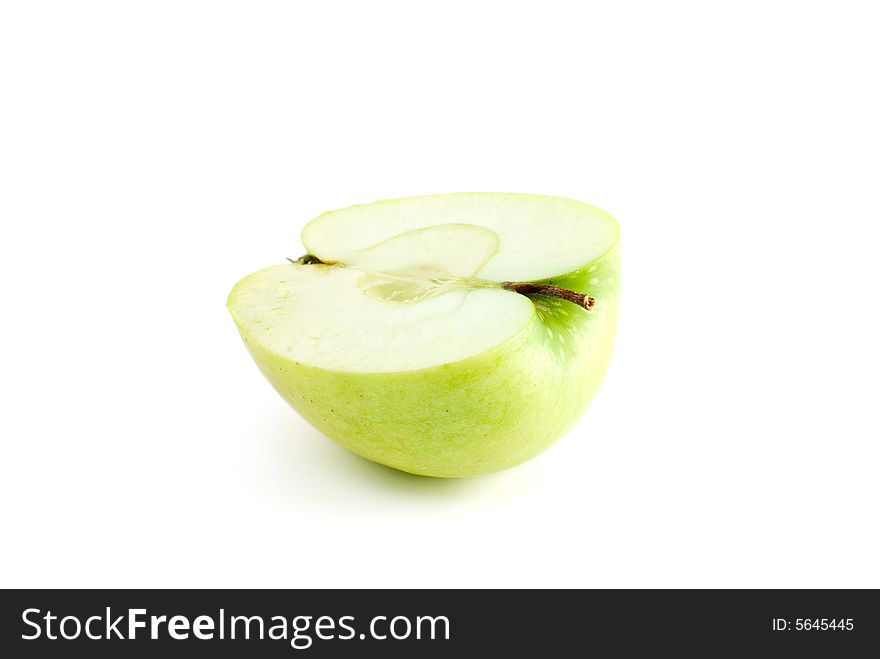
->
[502,282,595,310]
[288,254,327,265]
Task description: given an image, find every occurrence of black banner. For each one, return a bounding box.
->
[1,589,877,656]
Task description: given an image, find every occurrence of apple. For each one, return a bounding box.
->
[228,193,620,477]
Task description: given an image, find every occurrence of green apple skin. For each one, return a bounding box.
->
[229,243,619,478]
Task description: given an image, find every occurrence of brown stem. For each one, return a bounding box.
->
[502,282,595,310]
[287,254,328,265]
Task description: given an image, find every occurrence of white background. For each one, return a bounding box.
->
[2,1,878,588]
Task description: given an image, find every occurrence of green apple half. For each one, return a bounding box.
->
[228,193,620,477]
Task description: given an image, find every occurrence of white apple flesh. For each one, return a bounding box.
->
[228,193,620,477]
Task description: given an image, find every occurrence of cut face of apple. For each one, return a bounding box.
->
[228,193,620,477]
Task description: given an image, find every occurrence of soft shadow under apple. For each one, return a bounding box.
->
[256,414,515,505]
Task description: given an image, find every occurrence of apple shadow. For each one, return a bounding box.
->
[331,444,484,495]
[260,415,506,504]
